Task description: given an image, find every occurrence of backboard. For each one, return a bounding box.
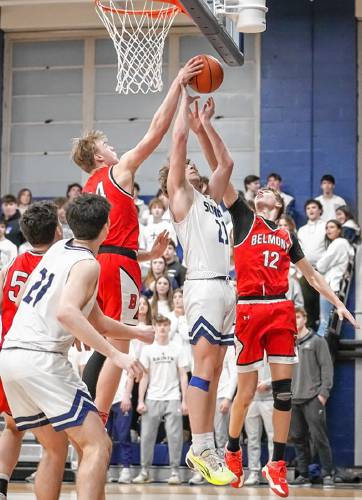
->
[178,0,244,66]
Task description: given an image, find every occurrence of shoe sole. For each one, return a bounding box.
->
[186,454,235,486]
[262,467,289,498]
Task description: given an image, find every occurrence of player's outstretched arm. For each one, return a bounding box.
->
[114,57,204,182]
[88,301,155,345]
[296,258,359,328]
[189,100,238,208]
[198,98,234,205]
[56,259,145,380]
[167,86,198,221]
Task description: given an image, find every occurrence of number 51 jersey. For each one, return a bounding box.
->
[2,239,98,355]
[229,195,304,297]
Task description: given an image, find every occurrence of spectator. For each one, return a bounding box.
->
[316,220,354,337]
[289,307,334,488]
[53,197,74,239]
[154,188,171,223]
[267,173,294,215]
[278,215,304,307]
[16,188,33,215]
[133,315,188,485]
[141,197,177,253]
[0,217,18,270]
[167,289,192,372]
[150,275,174,318]
[315,174,346,222]
[243,175,260,203]
[335,205,360,244]
[1,194,25,248]
[134,182,150,226]
[297,199,326,329]
[163,240,186,287]
[107,352,137,484]
[129,296,152,443]
[66,182,82,201]
[142,257,168,297]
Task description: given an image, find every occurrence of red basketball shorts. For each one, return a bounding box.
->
[97,253,141,325]
[235,299,297,373]
[0,377,11,415]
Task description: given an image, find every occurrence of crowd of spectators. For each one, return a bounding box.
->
[0,170,359,486]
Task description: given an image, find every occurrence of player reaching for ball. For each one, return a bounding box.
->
[159,86,236,486]
[194,98,359,497]
[72,57,204,424]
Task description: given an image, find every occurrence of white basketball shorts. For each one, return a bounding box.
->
[0,348,97,431]
[183,279,236,346]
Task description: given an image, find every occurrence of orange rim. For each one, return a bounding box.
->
[95,0,187,18]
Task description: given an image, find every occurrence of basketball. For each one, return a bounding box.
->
[189,54,224,94]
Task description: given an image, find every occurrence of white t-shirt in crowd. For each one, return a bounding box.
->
[315,194,346,221]
[0,238,18,269]
[140,220,177,252]
[112,341,141,404]
[281,191,294,210]
[297,219,326,266]
[166,311,192,371]
[217,346,237,400]
[140,341,188,401]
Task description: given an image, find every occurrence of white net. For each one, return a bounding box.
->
[95,1,180,94]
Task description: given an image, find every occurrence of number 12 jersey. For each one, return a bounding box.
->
[229,195,304,297]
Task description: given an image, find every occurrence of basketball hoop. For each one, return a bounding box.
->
[95,1,186,94]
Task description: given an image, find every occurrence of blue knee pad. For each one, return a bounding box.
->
[189,376,210,392]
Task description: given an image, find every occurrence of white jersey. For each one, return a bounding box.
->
[3,239,97,355]
[171,189,230,279]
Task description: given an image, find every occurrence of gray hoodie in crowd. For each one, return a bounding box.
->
[292,330,334,404]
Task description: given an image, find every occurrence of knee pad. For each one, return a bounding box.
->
[189,376,210,392]
[272,379,292,411]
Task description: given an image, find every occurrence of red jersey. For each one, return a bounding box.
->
[83,166,139,250]
[1,251,43,345]
[229,196,304,297]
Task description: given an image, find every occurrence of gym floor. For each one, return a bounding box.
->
[7,483,362,499]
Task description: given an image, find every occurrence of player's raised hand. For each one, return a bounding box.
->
[178,56,204,86]
[134,324,155,345]
[200,97,215,123]
[336,305,360,328]
[189,101,204,135]
[150,230,170,259]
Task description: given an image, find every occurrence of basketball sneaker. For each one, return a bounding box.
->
[262,461,289,498]
[185,447,236,486]
[224,446,244,488]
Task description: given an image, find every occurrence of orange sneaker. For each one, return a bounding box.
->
[262,460,289,498]
[224,446,244,488]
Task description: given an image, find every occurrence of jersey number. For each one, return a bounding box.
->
[263,250,280,269]
[96,181,106,198]
[8,271,28,303]
[23,268,55,307]
[216,220,229,245]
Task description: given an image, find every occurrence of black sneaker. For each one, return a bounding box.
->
[323,475,334,488]
[290,475,312,487]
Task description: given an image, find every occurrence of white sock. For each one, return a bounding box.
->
[192,432,216,455]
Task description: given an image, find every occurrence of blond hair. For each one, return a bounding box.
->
[72,130,107,173]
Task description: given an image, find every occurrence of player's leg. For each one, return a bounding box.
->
[94,259,140,419]
[31,424,68,500]
[0,413,24,497]
[205,345,226,431]
[65,411,112,500]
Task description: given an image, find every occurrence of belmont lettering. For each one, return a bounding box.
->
[251,233,289,250]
